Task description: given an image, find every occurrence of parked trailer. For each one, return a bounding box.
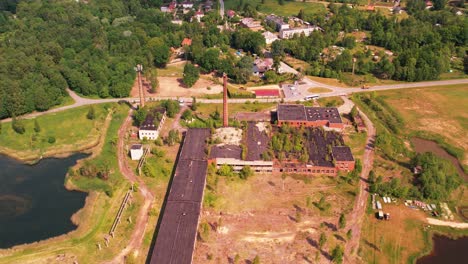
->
[376,201,382,210]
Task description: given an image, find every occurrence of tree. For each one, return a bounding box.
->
[148,37,170,67]
[346,229,352,240]
[263,70,279,84]
[239,165,253,179]
[161,100,180,118]
[331,245,344,264]
[339,213,346,229]
[11,117,25,134]
[181,109,193,120]
[191,97,198,111]
[432,0,446,10]
[87,106,95,120]
[134,108,147,126]
[183,63,200,88]
[406,0,426,14]
[464,55,468,74]
[34,119,41,133]
[350,105,358,121]
[166,129,180,146]
[319,232,327,249]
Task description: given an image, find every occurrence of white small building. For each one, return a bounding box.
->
[181,1,194,9]
[130,144,144,160]
[262,31,278,45]
[279,26,322,39]
[139,108,166,140]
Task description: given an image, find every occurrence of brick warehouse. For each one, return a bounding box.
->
[277,104,344,129]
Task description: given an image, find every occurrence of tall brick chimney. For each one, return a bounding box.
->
[223,73,228,127]
[136,64,145,108]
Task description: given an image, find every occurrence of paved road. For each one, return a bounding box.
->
[343,97,376,263]
[1,78,467,123]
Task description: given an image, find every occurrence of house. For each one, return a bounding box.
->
[226,10,236,19]
[203,0,213,12]
[181,38,192,46]
[252,58,274,76]
[279,26,322,39]
[262,31,278,45]
[194,11,204,22]
[254,89,280,98]
[425,1,433,9]
[161,1,176,13]
[181,1,194,9]
[130,144,144,160]
[139,108,167,140]
[276,104,344,129]
[240,18,262,30]
[265,14,290,31]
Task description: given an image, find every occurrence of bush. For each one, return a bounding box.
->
[12,118,25,134]
[48,136,56,144]
[87,106,95,120]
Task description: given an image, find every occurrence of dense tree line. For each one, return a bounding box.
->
[272,4,467,82]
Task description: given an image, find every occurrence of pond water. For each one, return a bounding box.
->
[417,235,468,264]
[0,154,87,249]
[411,137,467,180]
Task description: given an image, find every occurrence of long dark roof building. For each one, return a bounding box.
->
[149,128,211,264]
[307,128,344,167]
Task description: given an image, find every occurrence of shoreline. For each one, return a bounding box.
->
[0,110,115,254]
[409,224,468,263]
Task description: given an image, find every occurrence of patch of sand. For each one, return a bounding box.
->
[157,76,222,97]
[426,218,468,229]
[214,127,243,145]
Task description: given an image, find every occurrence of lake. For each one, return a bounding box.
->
[417,235,468,264]
[411,137,467,180]
[0,154,87,249]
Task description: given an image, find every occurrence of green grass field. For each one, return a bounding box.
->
[224,0,327,17]
[0,104,113,161]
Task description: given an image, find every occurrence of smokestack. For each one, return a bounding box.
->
[223,73,228,127]
[136,64,145,108]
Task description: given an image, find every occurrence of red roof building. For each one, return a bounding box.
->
[227,10,236,18]
[254,89,280,98]
[181,38,192,46]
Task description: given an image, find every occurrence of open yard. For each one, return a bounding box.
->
[375,84,468,165]
[0,104,112,161]
[194,172,359,263]
[224,0,327,17]
[359,203,429,264]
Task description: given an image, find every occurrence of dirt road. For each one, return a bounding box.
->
[426,218,468,229]
[343,97,376,263]
[106,110,154,264]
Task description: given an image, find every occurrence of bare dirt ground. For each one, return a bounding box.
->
[193,172,356,264]
[157,76,222,97]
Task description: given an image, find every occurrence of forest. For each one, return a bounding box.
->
[1,0,466,119]
[270,2,467,82]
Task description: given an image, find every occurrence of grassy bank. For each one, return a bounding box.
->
[0,104,112,162]
[0,103,139,263]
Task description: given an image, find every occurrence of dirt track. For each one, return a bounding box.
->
[343,97,376,263]
[106,110,154,264]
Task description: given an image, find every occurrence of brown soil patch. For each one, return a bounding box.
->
[157,76,222,97]
[193,173,356,263]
